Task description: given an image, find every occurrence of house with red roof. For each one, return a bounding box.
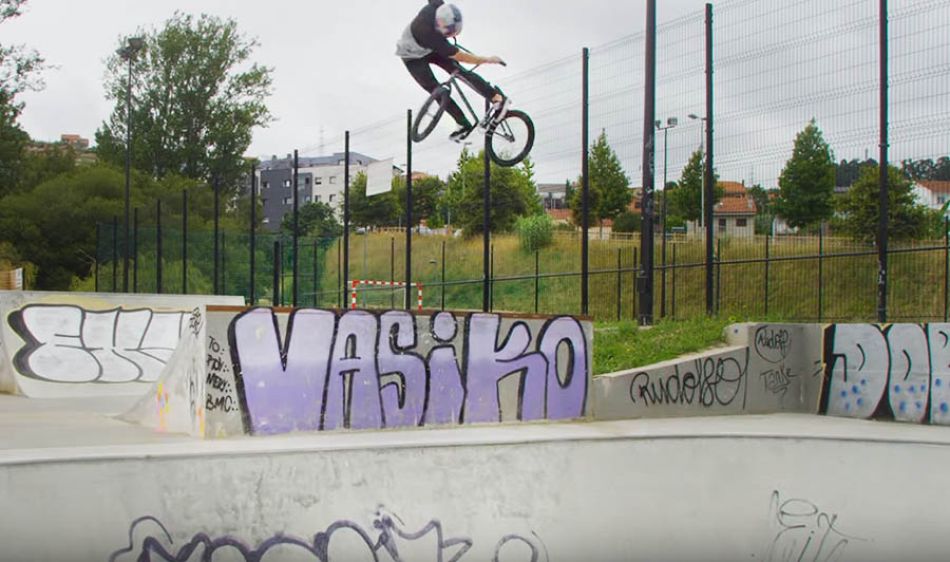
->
[913,180,950,215]
[687,181,758,237]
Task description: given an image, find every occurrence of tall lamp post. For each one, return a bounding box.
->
[656,117,678,318]
[688,114,707,228]
[117,37,145,293]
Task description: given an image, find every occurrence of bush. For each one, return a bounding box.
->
[516,214,554,252]
[612,211,642,233]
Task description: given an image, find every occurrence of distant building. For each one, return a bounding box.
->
[27,133,96,166]
[538,183,570,210]
[687,181,757,238]
[256,152,377,231]
[913,180,950,215]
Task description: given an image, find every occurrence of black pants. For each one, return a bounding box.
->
[404,53,500,128]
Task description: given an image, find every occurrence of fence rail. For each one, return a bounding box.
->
[96,225,950,323]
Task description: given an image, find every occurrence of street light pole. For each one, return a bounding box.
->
[689,114,707,229]
[117,37,145,293]
[656,117,678,318]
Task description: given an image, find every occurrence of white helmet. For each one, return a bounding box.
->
[435,4,463,37]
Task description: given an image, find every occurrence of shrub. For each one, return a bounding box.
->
[612,211,642,233]
[516,214,554,252]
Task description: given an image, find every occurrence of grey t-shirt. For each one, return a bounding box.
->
[395,0,460,60]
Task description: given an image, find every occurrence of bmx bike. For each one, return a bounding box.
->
[410,61,535,168]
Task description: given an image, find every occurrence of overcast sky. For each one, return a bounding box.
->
[6,0,948,186]
[5,0,706,154]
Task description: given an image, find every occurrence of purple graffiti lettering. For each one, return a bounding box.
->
[536,317,588,420]
[464,315,548,424]
[425,313,465,425]
[378,312,427,428]
[230,308,335,435]
[323,311,383,431]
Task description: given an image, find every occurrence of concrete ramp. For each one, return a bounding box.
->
[0,291,242,398]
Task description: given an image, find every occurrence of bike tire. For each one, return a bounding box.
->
[487,110,535,167]
[411,88,450,143]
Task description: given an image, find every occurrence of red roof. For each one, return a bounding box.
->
[918,180,950,195]
[715,181,757,216]
[546,208,572,222]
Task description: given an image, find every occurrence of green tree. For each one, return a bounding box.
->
[96,12,273,190]
[349,172,400,227]
[393,174,444,226]
[569,131,631,228]
[448,150,541,235]
[280,201,341,239]
[837,165,937,242]
[668,149,722,222]
[0,0,45,197]
[0,167,127,288]
[774,120,836,229]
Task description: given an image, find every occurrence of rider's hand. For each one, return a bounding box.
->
[484,55,506,65]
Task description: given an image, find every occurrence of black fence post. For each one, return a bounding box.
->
[483,100,491,313]
[221,232,227,295]
[337,238,342,309]
[617,248,623,321]
[250,162,257,305]
[818,225,824,322]
[273,240,282,307]
[112,215,118,292]
[764,232,771,317]
[716,237,723,315]
[182,189,188,295]
[639,0,657,326]
[405,114,414,311]
[705,3,716,316]
[581,46,590,316]
[490,243,495,313]
[313,239,320,308]
[671,244,677,319]
[390,237,396,310]
[877,0,890,324]
[213,176,220,295]
[293,149,300,307]
[632,247,639,321]
[156,199,163,294]
[441,240,446,311]
[95,223,100,292]
[535,250,540,314]
[132,208,139,293]
[343,132,351,310]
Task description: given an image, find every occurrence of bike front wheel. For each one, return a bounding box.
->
[411,87,450,143]
[487,110,535,167]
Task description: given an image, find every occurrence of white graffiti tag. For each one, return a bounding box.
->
[9,305,186,383]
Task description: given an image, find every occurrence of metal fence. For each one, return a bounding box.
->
[96,222,950,323]
[94,0,949,323]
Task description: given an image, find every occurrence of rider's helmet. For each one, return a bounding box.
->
[435,3,463,37]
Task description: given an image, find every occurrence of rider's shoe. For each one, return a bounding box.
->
[449,122,475,143]
[482,95,512,127]
[493,95,512,122]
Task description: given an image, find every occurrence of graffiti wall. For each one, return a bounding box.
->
[822,323,950,425]
[593,324,825,420]
[0,292,243,398]
[127,307,592,437]
[230,308,590,435]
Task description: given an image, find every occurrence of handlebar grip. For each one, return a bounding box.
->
[499,60,507,67]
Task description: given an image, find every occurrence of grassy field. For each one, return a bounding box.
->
[314,231,948,323]
[98,227,948,323]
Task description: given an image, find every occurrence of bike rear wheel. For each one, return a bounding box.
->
[487,110,535,167]
[411,87,450,143]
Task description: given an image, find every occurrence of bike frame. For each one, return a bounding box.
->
[439,70,519,143]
